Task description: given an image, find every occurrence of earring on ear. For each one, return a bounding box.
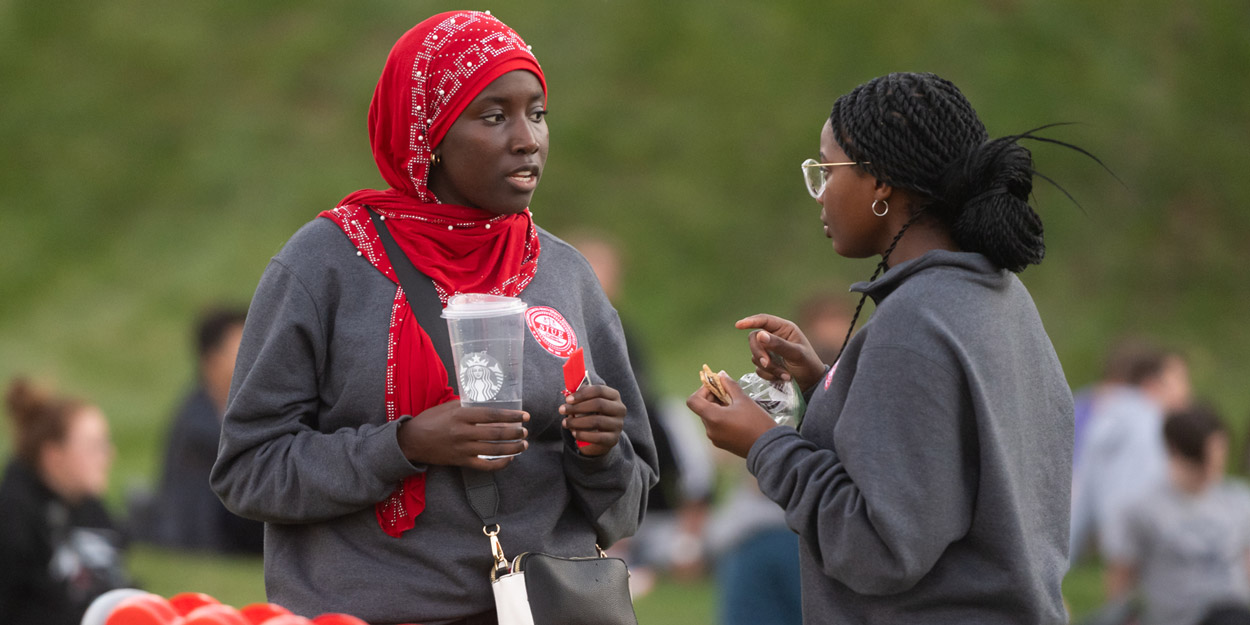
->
[429,152,442,166]
[872,199,889,217]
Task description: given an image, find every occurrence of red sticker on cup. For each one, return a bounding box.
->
[526,306,579,358]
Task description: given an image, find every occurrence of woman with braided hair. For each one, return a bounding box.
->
[689,72,1079,624]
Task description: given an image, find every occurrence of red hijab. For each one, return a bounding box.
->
[319,11,545,537]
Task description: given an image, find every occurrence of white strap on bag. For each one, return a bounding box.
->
[491,571,535,625]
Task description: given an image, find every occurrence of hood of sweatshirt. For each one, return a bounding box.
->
[850,250,1007,304]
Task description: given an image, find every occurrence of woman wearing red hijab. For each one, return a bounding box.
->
[211,12,658,625]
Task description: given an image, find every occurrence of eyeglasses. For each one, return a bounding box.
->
[801,158,867,199]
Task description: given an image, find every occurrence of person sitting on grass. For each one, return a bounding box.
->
[136,306,264,554]
[1105,403,1250,625]
[0,377,130,625]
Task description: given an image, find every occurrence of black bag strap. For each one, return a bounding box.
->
[367,208,456,392]
[366,207,500,527]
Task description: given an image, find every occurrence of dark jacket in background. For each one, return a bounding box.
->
[0,460,129,625]
[137,386,263,554]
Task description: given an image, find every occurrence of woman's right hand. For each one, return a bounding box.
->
[735,314,827,391]
[397,400,529,472]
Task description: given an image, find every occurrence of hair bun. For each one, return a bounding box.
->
[947,138,1044,273]
[6,377,47,429]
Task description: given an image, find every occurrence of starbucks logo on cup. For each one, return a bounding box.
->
[459,351,504,403]
[526,306,579,358]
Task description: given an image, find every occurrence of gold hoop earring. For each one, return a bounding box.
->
[871,199,889,217]
[429,153,442,166]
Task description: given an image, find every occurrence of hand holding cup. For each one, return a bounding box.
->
[399,401,529,471]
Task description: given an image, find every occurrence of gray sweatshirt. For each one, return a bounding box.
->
[748,250,1072,625]
[210,217,658,625]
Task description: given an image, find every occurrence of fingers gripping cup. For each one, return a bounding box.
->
[442,294,527,459]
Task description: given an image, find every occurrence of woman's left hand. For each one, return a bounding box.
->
[560,384,626,457]
[687,371,777,458]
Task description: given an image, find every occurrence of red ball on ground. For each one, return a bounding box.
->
[313,614,370,625]
[104,594,180,625]
[259,615,315,625]
[82,589,150,625]
[239,603,292,625]
[183,604,250,625]
[169,592,221,616]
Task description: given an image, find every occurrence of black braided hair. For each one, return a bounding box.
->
[830,72,1048,272]
[833,210,923,363]
[825,72,1112,361]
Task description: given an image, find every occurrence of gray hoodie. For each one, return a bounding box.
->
[210,217,658,625]
[748,250,1072,625]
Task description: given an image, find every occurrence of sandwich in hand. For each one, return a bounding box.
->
[699,364,731,405]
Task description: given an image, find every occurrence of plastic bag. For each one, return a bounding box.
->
[738,373,806,428]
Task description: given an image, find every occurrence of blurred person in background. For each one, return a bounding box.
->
[0,377,130,625]
[703,291,849,625]
[1071,339,1160,471]
[689,72,1082,624]
[569,231,715,596]
[210,11,657,624]
[1069,341,1191,565]
[793,291,855,365]
[133,306,263,554]
[1101,404,1250,625]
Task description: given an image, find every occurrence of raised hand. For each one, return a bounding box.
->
[735,314,827,391]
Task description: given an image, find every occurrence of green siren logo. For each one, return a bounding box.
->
[459,351,504,402]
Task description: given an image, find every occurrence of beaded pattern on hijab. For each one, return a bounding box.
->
[404,11,539,204]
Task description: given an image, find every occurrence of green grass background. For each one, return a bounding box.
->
[3,0,1248,622]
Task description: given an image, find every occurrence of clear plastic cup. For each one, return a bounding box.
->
[442,294,527,459]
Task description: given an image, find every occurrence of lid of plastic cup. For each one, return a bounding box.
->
[440,294,527,319]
